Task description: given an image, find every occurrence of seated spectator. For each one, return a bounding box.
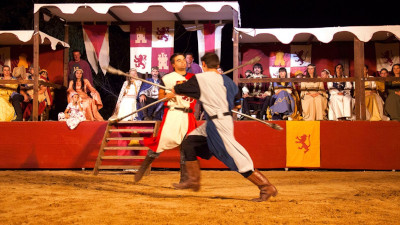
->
[67,68,103,121]
[22,69,53,120]
[384,63,400,121]
[363,65,389,121]
[0,65,18,121]
[376,68,389,100]
[300,64,328,121]
[58,92,86,129]
[242,63,271,119]
[25,65,35,80]
[327,64,354,121]
[244,69,252,78]
[137,66,164,120]
[320,69,330,90]
[111,68,142,121]
[269,67,299,120]
[10,66,30,121]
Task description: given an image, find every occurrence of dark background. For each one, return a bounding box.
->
[1,0,398,119]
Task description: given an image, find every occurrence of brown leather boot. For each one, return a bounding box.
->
[134,150,160,183]
[178,163,188,184]
[172,160,200,191]
[247,169,278,202]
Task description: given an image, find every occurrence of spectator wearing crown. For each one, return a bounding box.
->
[67,68,103,121]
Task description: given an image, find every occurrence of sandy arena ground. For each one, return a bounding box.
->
[0,170,399,224]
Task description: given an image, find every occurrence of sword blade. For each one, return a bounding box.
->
[110,97,168,123]
[106,66,171,91]
[231,110,283,131]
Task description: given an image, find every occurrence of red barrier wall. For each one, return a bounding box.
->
[0,121,399,170]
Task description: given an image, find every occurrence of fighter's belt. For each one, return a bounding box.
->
[209,112,232,120]
[166,106,193,113]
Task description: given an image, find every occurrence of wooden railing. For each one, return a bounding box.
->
[238,76,400,121]
[0,79,62,121]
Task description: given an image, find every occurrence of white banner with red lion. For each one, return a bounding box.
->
[268,45,311,78]
[130,21,174,74]
[375,43,399,72]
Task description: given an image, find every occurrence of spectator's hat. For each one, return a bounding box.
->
[39,69,48,75]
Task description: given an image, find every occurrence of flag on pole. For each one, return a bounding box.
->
[130,21,174,74]
[375,43,399,71]
[82,25,110,75]
[286,121,320,167]
[197,23,224,63]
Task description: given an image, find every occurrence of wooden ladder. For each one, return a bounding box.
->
[93,120,160,175]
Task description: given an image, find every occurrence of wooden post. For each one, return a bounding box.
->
[232,11,239,85]
[354,37,366,120]
[63,24,69,87]
[32,11,40,121]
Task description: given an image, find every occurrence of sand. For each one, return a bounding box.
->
[1,170,399,224]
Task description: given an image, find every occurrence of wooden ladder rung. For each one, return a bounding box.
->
[99,165,140,170]
[94,121,161,175]
[116,121,157,124]
[106,137,144,141]
[109,129,154,133]
[104,146,149,150]
[101,156,146,160]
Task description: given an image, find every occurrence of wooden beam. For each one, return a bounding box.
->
[63,24,69,87]
[66,20,233,26]
[32,11,40,121]
[354,37,366,120]
[174,13,184,26]
[107,9,124,23]
[237,77,357,83]
[232,11,239,84]
[306,35,315,45]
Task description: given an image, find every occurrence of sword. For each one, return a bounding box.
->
[231,110,284,131]
[109,97,168,123]
[222,56,261,75]
[105,66,171,91]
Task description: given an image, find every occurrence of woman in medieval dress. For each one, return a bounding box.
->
[67,68,103,121]
[384,63,400,121]
[300,64,328,121]
[112,68,142,121]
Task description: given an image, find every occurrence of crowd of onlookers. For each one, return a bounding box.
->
[0,64,52,122]
[1,50,399,126]
[0,51,203,129]
[239,63,400,121]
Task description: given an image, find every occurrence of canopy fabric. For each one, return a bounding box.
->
[236,26,400,44]
[0,31,69,50]
[34,2,240,25]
